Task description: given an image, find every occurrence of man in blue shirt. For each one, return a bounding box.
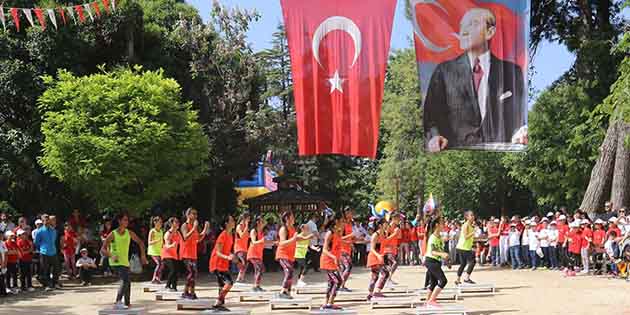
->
[35,215,59,291]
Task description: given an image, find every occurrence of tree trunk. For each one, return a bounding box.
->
[580,122,618,217]
[210,177,217,219]
[611,123,630,208]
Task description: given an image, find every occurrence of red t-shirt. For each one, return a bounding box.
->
[209,230,234,272]
[410,226,419,242]
[592,230,606,246]
[516,222,525,233]
[6,240,19,263]
[489,227,500,247]
[401,228,411,243]
[567,231,582,254]
[607,226,622,239]
[500,224,510,236]
[557,224,569,243]
[535,223,544,232]
[17,238,33,262]
[63,231,77,255]
[416,226,425,241]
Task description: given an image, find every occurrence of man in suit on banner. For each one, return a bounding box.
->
[424,8,527,152]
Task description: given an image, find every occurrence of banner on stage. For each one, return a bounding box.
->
[411,0,530,153]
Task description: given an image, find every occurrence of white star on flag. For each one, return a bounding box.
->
[327,70,345,94]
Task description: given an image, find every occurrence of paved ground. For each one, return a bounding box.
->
[1,265,629,314]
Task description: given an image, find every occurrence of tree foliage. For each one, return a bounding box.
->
[38,68,209,212]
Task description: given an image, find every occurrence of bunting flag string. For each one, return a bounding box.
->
[0,0,116,33]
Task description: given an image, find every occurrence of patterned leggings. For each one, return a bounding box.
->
[384,253,398,281]
[278,259,294,291]
[249,258,264,287]
[151,256,164,281]
[326,270,342,302]
[340,252,353,283]
[368,265,382,294]
[214,271,233,304]
[184,259,197,290]
[235,252,247,281]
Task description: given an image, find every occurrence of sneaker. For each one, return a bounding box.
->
[55,284,62,289]
[278,292,293,300]
[427,301,442,308]
[330,304,343,310]
[339,287,352,292]
[296,280,307,288]
[45,287,54,292]
[190,293,198,300]
[463,279,476,284]
[366,295,373,301]
[372,292,386,298]
[454,280,462,285]
[81,281,88,286]
[27,287,36,292]
[320,304,332,310]
[113,302,128,310]
[181,293,191,299]
[212,305,230,312]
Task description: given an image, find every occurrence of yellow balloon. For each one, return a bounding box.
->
[375,201,395,217]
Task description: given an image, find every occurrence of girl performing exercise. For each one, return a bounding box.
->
[148,216,164,284]
[455,210,477,285]
[424,216,450,308]
[367,219,389,301]
[339,207,355,292]
[209,215,236,312]
[161,217,182,292]
[234,212,251,283]
[247,215,267,291]
[101,213,148,310]
[381,213,401,286]
[180,207,210,300]
[319,212,344,310]
[276,211,312,299]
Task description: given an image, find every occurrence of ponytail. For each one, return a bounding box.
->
[281,211,293,230]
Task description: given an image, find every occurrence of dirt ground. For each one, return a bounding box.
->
[1,265,629,315]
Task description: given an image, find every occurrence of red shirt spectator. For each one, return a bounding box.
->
[567,230,582,254]
[409,226,418,242]
[489,226,500,247]
[63,230,78,256]
[557,223,569,244]
[593,229,606,247]
[17,237,33,262]
[607,224,622,239]
[6,238,19,264]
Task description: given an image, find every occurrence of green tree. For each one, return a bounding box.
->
[377,48,424,214]
[38,67,209,212]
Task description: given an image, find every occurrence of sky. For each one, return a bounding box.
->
[186,0,574,95]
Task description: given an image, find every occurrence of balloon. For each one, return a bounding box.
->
[374,201,395,218]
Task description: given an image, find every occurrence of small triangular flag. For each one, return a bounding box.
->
[10,8,19,32]
[111,0,116,12]
[58,7,67,25]
[74,5,84,23]
[48,9,57,30]
[91,2,101,18]
[102,0,111,13]
[23,9,35,28]
[83,4,94,22]
[34,8,46,30]
[67,6,76,24]
[0,6,6,32]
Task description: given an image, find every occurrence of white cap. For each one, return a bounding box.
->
[542,217,549,222]
[530,221,537,226]
[595,219,605,224]
[510,223,517,227]
[581,220,590,225]
[574,219,581,226]
[559,215,567,220]
[525,219,531,225]
[569,222,578,228]
[609,216,618,223]
[550,221,557,225]
[16,229,25,236]
[511,216,518,221]
[547,212,554,217]
[35,219,43,225]
[5,231,14,237]
[493,219,500,223]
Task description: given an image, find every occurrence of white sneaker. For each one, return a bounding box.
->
[296,280,307,288]
[27,287,36,292]
[113,302,128,310]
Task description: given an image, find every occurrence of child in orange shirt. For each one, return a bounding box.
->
[16,229,34,291]
[367,219,388,300]
[5,231,19,292]
[209,215,235,312]
[247,215,266,291]
[234,212,251,283]
[319,212,344,310]
[276,211,312,299]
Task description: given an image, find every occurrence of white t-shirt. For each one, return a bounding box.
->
[528,230,539,249]
[264,229,277,250]
[306,220,319,246]
[522,229,529,245]
[547,229,559,247]
[605,240,616,258]
[76,256,95,268]
[508,231,521,247]
[538,229,549,247]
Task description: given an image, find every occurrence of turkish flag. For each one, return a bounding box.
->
[281,0,396,159]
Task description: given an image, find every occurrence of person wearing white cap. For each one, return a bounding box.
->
[566,222,583,275]
[507,224,523,269]
[538,220,551,269]
[17,228,35,292]
[76,248,97,286]
[606,217,622,243]
[580,219,593,273]
[547,221,560,269]
[488,219,501,267]
[521,220,531,267]
[556,215,569,269]
[527,221,540,270]
[4,230,19,292]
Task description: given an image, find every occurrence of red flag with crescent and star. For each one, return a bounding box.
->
[281,0,397,159]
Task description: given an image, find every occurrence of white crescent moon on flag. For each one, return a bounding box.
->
[409,0,451,53]
[312,16,362,68]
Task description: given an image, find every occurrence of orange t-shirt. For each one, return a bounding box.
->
[247,230,265,260]
[276,226,296,261]
[209,231,234,272]
[366,235,384,268]
[381,228,400,255]
[593,230,606,246]
[340,223,353,254]
[234,224,250,253]
[320,232,341,271]
[410,227,419,242]
[161,231,182,260]
[179,222,200,260]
